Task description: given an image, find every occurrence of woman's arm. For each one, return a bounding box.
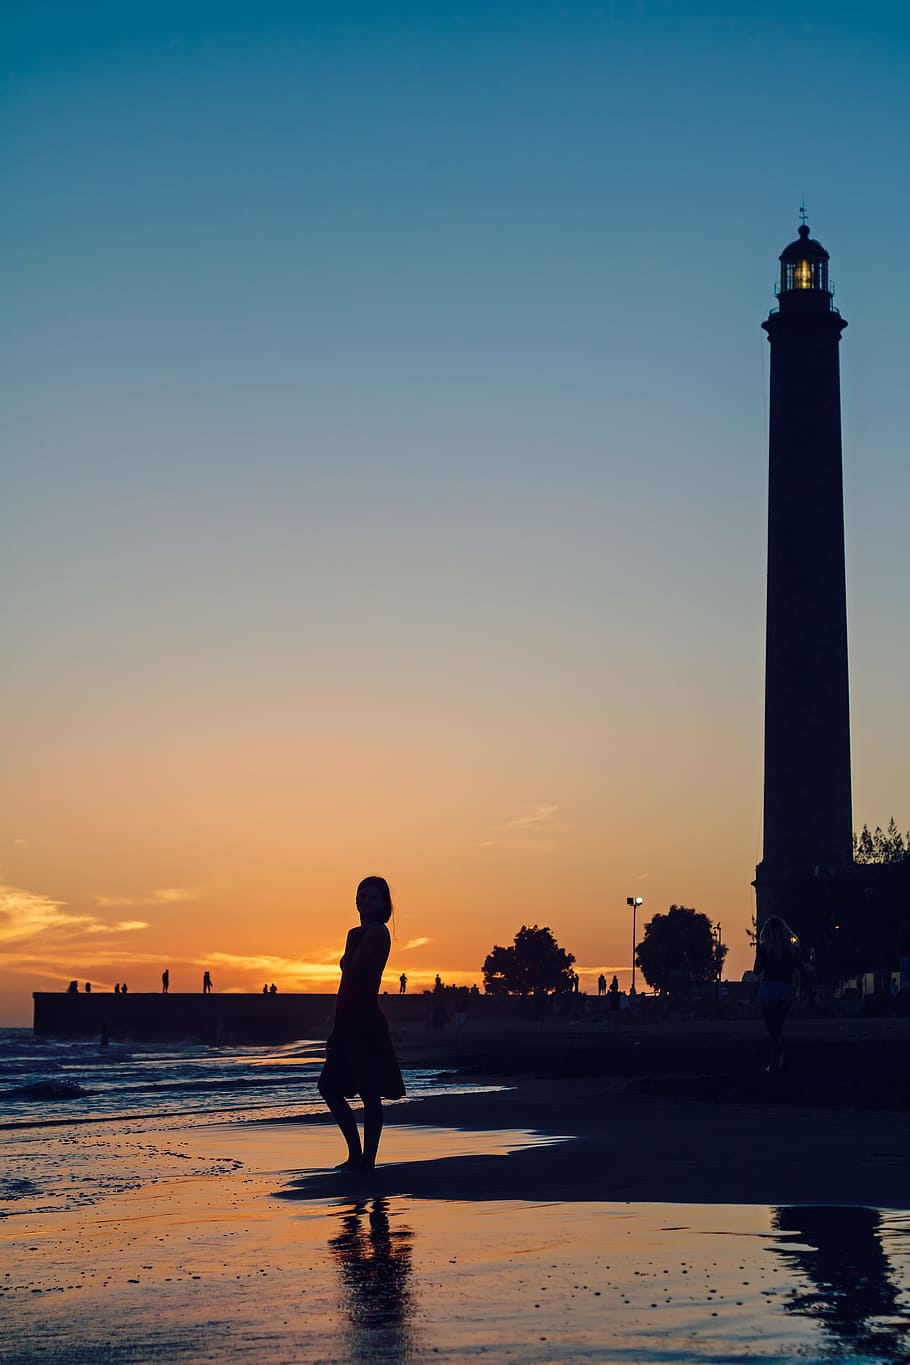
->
[342,923,391,977]
[338,927,359,971]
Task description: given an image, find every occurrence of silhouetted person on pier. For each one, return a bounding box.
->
[263,983,269,994]
[84,981,92,994]
[269,982,277,994]
[607,974,620,1012]
[754,915,803,1073]
[399,973,407,994]
[67,980,78,994]
[202,970,213,994]
[318,876,405,1171]
[162,969,169,994]
[114,983,120,995]
[121,982,128,994]
[430,976,446,1030]
[597,973,607,997]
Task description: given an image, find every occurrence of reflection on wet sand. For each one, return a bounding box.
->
[772,1205,910,1361]
[328,1198,416,1362]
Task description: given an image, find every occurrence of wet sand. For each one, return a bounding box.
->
[288,1076,910,1209]
[4,1016,910,1362]
[4,1113,910,1363]
[381,1013,910,1206]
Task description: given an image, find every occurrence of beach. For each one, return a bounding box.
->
[4,1017,910,1362]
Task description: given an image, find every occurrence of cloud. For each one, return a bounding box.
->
[94,887,201,908]
[496,803,559,831]
[0,883,91,943]
[402,937,430,950]
[84,920,150,934]
[205,950,345,986]
[0,879,150,981]
[477,802,560,850]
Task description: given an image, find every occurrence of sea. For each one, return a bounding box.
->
[0,1027,489,1217]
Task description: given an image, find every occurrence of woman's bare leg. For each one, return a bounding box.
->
[318,1082,363,1167]
[762,1005,787,1071]
[361,1095,383,1170]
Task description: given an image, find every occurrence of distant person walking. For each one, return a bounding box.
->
[318,876,405,1171]
[597,973,607,997]
[754,916,804,1073]
[162,969,169,995]
[399,973,407,995]
[202,970,213,994]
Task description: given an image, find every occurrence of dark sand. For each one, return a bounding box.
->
[282,1015,910,1208]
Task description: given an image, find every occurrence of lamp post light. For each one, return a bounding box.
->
[626,896,643,993]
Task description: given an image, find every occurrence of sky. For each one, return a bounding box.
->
[3,1,909,1025]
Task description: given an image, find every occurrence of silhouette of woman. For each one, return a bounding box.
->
[318,876,405,1170]
[753,915,803,1072]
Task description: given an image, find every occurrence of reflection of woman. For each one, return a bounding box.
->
[773,1206,909,1360]
[329,1198,415,1357]
[753,915,803,1073]
[318,877,405,1170]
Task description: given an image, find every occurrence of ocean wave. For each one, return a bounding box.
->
[1,1079,87,1101]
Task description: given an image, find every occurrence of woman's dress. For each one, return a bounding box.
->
[754,944,802,1008]
[319,925,405,1100]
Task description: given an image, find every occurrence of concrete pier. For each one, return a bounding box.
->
[36,991,373,1045]
[32,990,521,1044]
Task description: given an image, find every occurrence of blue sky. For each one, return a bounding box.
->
[2,0,909,1019]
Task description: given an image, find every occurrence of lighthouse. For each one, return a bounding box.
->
[754,221,853,930]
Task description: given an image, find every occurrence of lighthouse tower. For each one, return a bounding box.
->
[754,221,853,929]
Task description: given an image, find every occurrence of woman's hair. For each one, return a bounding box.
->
[356,875,393,925]
[758,915,798,961]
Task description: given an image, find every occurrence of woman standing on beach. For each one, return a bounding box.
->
[318,876,405,1170]
[753,915,804,1073]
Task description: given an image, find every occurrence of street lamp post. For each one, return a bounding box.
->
[626,896,643,993]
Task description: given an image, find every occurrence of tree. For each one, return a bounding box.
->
[853,819,909,865]
[482,925,576,996]
[634,905,726,994]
